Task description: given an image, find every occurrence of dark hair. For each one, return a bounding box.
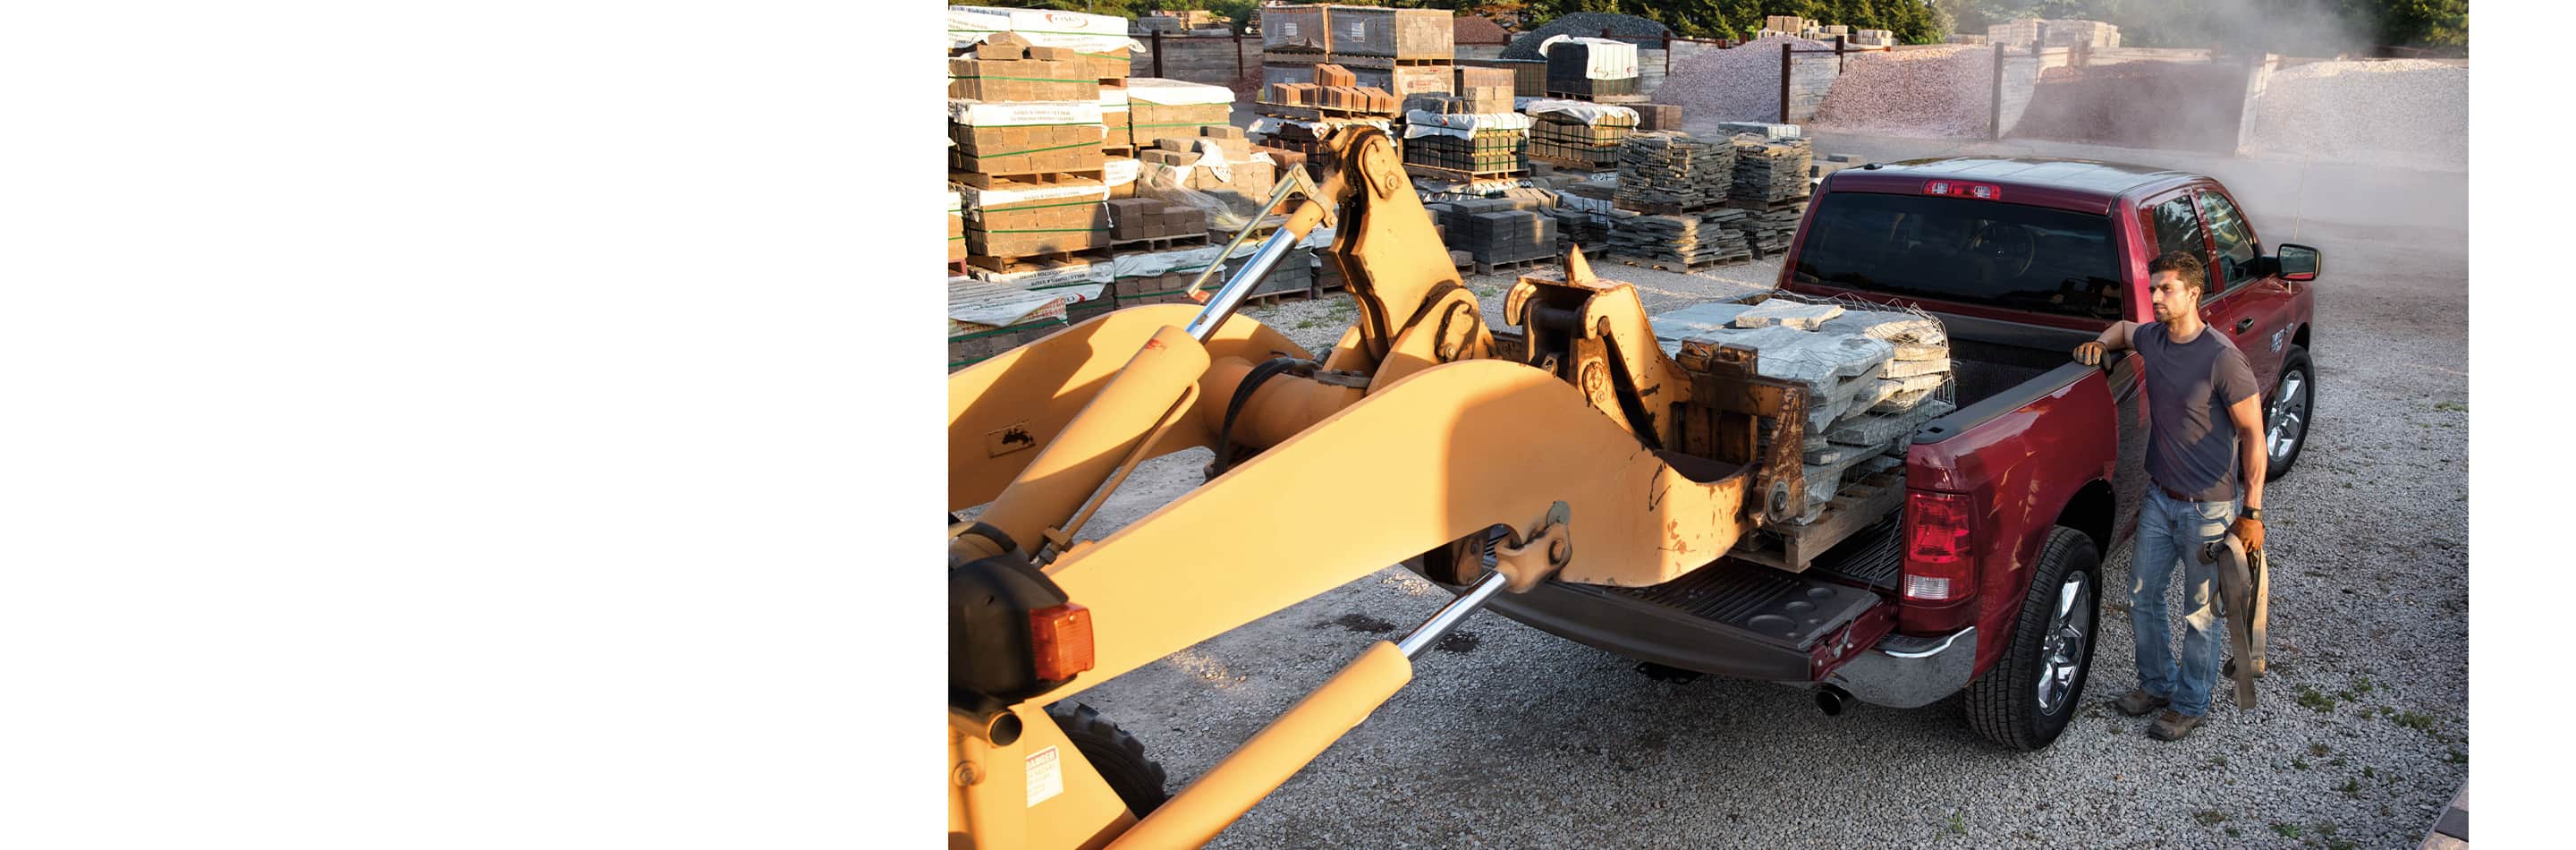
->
[2148,251,2206,294]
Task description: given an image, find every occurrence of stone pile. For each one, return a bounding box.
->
[1729,135,1812,203]
[1607,208,1750,268]
[1614,132,1732,212]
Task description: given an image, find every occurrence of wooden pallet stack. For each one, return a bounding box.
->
[949,29,1118,274]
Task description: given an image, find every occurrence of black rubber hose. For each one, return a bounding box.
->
[1210,357,1317,477]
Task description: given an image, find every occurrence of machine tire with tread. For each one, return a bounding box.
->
[1964,526,2100,751]
[1046,701,1169,816]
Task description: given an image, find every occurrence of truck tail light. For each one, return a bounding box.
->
[1902,491,1975,603]
[1030,603,1094,681]
[1923,180,2003,200]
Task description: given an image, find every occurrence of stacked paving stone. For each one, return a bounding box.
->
[1614,132,1732,211]
[1729,135,1813,204]
[1725,207,1803,258]
[1607,208,1750,268]
[1428,197,1557,266]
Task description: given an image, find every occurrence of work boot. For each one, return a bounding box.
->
[2148,710,2206,742]
[2112,688,2169,717]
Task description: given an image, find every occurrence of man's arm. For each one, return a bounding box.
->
[2072,320,2136,365]
[2227,392,2267,548]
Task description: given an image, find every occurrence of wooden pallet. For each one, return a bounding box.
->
[966,247,1114,274]
[1529,153,1615,172]
[1729,470,1908,573]
[1241,284,1323,306]
[1100,145,1136,158]
[1402,163,1530,183]
[1544,91,1651,104]
[1329,54,1450,70]
[1472,256,1551,276]
[951,168,1109,190]
[1254,103,1398,122]
[1108,232,1211,251]
[1608,251,1752,272]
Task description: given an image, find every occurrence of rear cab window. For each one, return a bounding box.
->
[1790,191,2124,320]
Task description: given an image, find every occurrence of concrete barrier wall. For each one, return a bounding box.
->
[1995,47,2075,136]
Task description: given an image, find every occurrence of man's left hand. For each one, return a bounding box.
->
[2231,515,2264,551]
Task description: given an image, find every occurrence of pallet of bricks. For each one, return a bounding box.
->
[1259,4,1454,99]
[1426,195,1556,275]
[1250,62,1398,177]
[1723,126,1813,260]
[1646,298,1955,529]
[1108,236,1319,308]
[1541,38,1642,102]
[1401,98,1531,184]
[1524,98,1639,171]
[1606,131,1750,271]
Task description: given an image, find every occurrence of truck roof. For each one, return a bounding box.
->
[1821,157,2202,214]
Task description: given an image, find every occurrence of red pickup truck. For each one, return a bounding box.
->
[1461,157,2320,750]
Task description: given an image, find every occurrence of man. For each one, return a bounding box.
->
[2072,251,2268,742]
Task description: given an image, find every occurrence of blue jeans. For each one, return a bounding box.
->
[2129,487,2238,717]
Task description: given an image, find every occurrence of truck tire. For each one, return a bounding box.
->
[1964,526,2100,751]
[2265,345,2312,481]
[1046,701,1169,816]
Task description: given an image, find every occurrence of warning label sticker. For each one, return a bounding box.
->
[1025,745,1063,807]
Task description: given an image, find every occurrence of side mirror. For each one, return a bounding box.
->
[2275,243,2321,282]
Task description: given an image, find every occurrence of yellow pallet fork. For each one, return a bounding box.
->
[946,126,1813,848]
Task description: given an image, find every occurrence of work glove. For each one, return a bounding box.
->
[2230,514,2265,551]
[2072,341,2106,367]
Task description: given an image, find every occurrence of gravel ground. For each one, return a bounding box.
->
[992,136,2467,847]
[1809,46,1993,139]
[2246,60,2469,172]
[1657,36,1832,124]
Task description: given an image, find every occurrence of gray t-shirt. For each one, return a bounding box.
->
[2133,321,2261,502]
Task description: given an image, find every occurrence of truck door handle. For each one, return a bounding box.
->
[2235,318,2256,333]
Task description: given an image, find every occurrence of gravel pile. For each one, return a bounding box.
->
[1657,35,1830,123]
[2007,61,2250,153]
[2247,59,2467,172]
[1502,13,1672,60]
[1810,46,1996,138]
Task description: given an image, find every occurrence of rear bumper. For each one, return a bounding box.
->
[1822,627,1978,709]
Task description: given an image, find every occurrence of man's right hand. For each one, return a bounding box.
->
[2072,341,2107,367]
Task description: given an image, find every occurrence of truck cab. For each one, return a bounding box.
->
[1456,157,2320,750]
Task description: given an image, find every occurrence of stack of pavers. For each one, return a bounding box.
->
[1526,100,1639,171]
[1724,134,1814,259]
[1548,182,1616,251]
[1543,38,1640,101]
[1606,209,1748,270]
[1103,197,1209,250]
[1613,132,1730,213]
[1135,124,1276,234]
[1253,63,1397,177]
[1606,131,1753,269]
[1402,112,1532,182]
[1648,298,1955,523]
[1427,196,1556,271]
[949,32,1111,271]
[1258,5,1454,104]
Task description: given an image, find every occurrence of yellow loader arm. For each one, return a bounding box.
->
[945,127,1810,849]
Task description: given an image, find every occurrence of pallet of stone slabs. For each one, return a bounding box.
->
[1729,469,1907,572]
[1107,232,1212,251]
[1614,199,1726,217]
[1722,193,1810,211]
[951,167,1110,191]
[965,247,1114,274]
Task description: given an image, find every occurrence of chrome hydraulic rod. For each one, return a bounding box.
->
[1394,571,1510,659]
[1182,226,1301,343]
